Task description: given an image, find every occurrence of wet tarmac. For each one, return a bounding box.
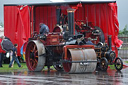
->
[0,68,128,85]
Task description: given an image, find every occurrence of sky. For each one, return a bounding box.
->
[0,0,128,30]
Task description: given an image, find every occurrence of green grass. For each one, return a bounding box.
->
[0,63,117,72]
[0,63,28,72]
[109,65,115,70]
[125,61,128,63]
[0,63,56,72]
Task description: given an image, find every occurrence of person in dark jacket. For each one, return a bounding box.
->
[9,44,22,68]
[39,23,49,35]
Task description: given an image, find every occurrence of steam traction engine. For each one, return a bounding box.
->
[25,4,123,73]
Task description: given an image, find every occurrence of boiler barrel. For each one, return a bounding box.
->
[63,48,97,73]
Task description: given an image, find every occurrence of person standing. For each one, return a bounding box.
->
[9,44,22,68]
[0,36,5,67]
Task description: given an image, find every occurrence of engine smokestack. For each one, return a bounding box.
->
[56,7,61,25]
[67,9,75,37]
[108,35,112,50]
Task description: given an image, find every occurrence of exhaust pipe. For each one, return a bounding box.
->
[105,35,116,62]
[108,35,112,50]
[67,9,75,37]
[56,7,61,25]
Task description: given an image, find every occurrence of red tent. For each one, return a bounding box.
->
[4,0,122,56]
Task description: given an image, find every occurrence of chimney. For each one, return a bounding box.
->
[108,35,112,50]
[67,9,75,37]
[56,7,61,25]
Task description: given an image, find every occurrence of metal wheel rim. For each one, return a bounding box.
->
[115,58,123,69]
[100,58,108,71]
[25,40,46,71]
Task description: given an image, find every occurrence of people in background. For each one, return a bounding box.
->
[9,44,22,68]
[0,36,5,67]
[86,37,94,45]
[1,36,14,66]
[10,50,14,67]
[39,23,49,35]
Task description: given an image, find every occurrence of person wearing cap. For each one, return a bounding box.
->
[0,36,5,67]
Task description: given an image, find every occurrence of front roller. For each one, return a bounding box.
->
[63,45,97,73]
[114,57,123,71]
[25,40,46,71]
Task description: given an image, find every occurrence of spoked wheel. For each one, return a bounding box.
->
[100,57,108,71]
[114,57,123,71]
[25,40,46,71]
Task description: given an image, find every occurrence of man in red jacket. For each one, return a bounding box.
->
[0,36,5,67]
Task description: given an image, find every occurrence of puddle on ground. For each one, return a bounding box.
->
[0,68,127,85]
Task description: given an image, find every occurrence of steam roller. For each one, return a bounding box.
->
[25,8,97,73]
[25,38,97,73]
[25,7,123,73]
[63,48,97,73]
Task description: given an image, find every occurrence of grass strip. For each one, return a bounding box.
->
[0,63,27,72]
[125,61,128,63]
[0,63,56,72]
[109,65,115,70]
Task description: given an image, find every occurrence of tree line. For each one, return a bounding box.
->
[119,25,128,35]
[0,22,4,27]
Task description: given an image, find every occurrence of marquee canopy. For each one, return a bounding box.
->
[4,0,116,6]
[4,0,122,56]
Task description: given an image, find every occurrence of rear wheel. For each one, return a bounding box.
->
[100,57,108,71]
[25,40,46,71]
[114,57,123,71]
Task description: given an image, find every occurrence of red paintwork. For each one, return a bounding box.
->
[4,6,30,56]
[4,2,122,56]
[46,34,60,45]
